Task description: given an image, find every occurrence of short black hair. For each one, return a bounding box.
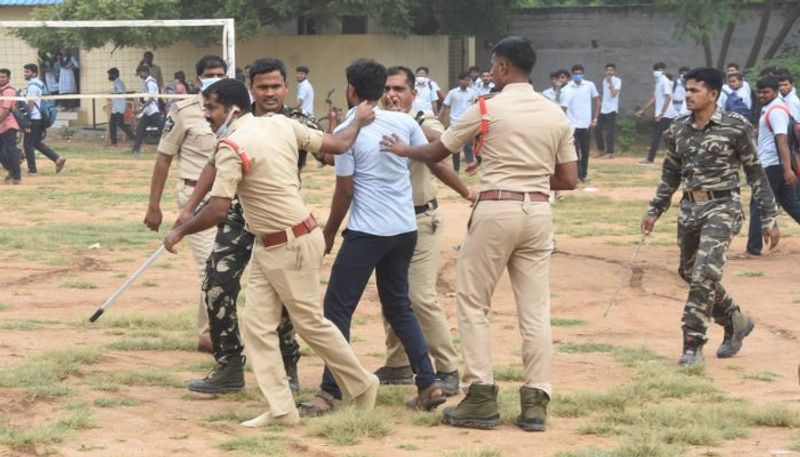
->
[346,58,387,102]
[571,64,584,73]
[416,66,429,74]
[653,62,666,71]
[605,63,616,70]
[549,71,559,79]
[679,66,691,73]
[458,71,470,80]
[235,67,245,83]
[249,58,287,85]
[492,36,536,74]
[144,51,154,60]
[136,64,150,74]
[556,69,570,78]
[726,62,740,70]
[759,66,779,78]
[0,68,10,77]
[684,67,723,96]
[107,67,119,78]
[202,78,252,113]
[778,71,795,84]
[727,72,743,82]
[756,77,780,91]
[387,66,415,89]
[24,63,39,74]
[195,55,227,77]
[296,65,310,74]
[468,65,480,73]
[174,71,186,84]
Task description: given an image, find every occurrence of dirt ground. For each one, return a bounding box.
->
[1,139,799,457]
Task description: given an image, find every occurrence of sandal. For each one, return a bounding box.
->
[297,391,340,417]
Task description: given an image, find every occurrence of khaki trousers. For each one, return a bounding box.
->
[176,181,215,338]
[243,228,374,417]
[457,199,554,397]
[383,208,459,373]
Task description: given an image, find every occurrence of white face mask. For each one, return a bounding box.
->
[653,70,664,79]
[200,77,223,92]
[416,76,429,86]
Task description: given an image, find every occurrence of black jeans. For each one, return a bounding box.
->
[132,112,163,153]
[320,229,435,399]
[109,112,135,145]
[0,129,21,180]
[574,128,591,181]
[452,141,474,172]
[594,112,617,155]
[646,117,672,162]
[24,119,60,173]
[747,165,800,254]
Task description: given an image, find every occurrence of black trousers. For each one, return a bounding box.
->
[574,128,591,181]
[109,112,135,145]
[747,165,800,254]
[132,112,163,153]
[594,112,617,155]
[646,117,672,162]
[24,119,60,173]
[0,129,21,180]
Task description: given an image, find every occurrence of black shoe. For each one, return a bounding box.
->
[678,335,705,366]
[374,365,414,385]
[187,355,245,394]
[284,361,300,395]
[434,370,459,396]
[717,311,755,358]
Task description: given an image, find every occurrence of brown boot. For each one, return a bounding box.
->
[406,384,446,411]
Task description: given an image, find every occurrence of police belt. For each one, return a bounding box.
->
[683,188,739,203]
[414,198,438,215]
[478,190,549,203]
[258,214,318,248]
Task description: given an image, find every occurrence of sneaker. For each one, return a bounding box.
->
[374,365,414,385]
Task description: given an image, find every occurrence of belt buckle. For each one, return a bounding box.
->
[692,191,709,203]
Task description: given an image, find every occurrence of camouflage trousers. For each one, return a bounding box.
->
[677,197,743,342]
[203,198,301,366]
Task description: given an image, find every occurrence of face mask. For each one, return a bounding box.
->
[653,71,663,79]
[215,107,239,138]
[200,77,223,92]
[573,74,583,83]
[416,76,428,86]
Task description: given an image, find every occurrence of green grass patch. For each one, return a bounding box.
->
[308,409,391,445]
[139,280,159,288]
[93,397,142,408]
[92,368,184,388]
[105,334,194,352]
[90,310,194,332]
[493,364,524,382]
[0,347,104,391]
[737,270,764,278]
[216,435,290,456]
[59,280,98,289]
[444,448,504,457]
[0,319,58,330]
[410,411,441,427]
[0,302,11,311]
[376,385,413,407]
[742,371,781,382]
[0,407,93,453]
[559,342,617,353]
[206,409,266,424]
[551,317,588,327]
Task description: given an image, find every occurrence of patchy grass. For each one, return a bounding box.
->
[493,364,524,382]
[0,319,58,330]
[91,368,184,388]
[59,280,99,289]
[737,270,764,278]
[105,334,195,352]
[0,347,104,392]
[88,310,194,332]
[308,409,391,445]
[206,409,266,424]
[216,435,290,456]
[139,280,159,288]
[742,371,781,382]
[93,397,142,408]
[443,448,504,457]
[376,385,413,407]
[0,302,12,311]
[0,407,94,453]
[559,342,616,353]
[551,318,588,327]
[410,411,441,427]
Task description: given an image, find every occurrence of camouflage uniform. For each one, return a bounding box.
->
[204,106,321,364]
[647,109,778,342]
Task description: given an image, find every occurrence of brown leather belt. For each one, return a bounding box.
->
[258,215,318,248]
[183,178,198,187]
[478,190,549,202]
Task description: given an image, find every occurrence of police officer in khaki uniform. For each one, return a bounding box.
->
[374,66,473,395]
[144,56,228,350]
[164,79,380,427]
[381,36,578,431]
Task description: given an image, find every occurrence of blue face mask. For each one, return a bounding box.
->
[215,107,239,138]
[573,74,583,83]
[200,77,223,92]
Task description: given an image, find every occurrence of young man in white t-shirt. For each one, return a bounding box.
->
[778,72,800,121]
[131,64,163,154]
[745,77,800,256]
[294,65,315,118]
[412,66,443,113]
[561,64,599,182]
[595,63,621,159]
[635,62,678,164]
[439,72,478,172]
[22,63,66,174]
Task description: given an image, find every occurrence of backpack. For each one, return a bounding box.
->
[764,104,800,175]
[723,89,752,119]
[29,80,58,128]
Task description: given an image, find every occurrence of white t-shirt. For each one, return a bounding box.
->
[142,76,160,116]
[672,79,686,108]
[601,76,621,114]
[561,80,599,129]
[758,97,791,168]
[781,90,800,121]
[475,80,495,96]
[443,87,478,124]
[654,75,678,119]
[296,79,315,117]
[542,87,559,102]
[26,78,45,120]
[412,78,440,112]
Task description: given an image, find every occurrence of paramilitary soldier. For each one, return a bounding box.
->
[176,58,322,394]
[144,55,227,351]
[381,36,578,431]
[374,65,474,395]
[641,67,780,366]
[165,78,380,427]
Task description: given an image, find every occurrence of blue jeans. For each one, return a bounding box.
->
[747,165,800,254]
[0,129,21,180]
[320,229,435,399]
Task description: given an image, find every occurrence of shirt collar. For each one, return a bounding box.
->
[228,112,253,133]
[690,108,724,130]
[501,82,535,93]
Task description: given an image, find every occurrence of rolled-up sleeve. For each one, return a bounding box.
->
[290,118,324,153]
[440,104,481,154]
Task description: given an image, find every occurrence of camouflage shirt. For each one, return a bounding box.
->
[647,109,778,230]
[275,105,322,171]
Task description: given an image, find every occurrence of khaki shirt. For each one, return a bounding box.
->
[409,110,444,205]
[208,113,324,234]
[440,83,576,194]
[158,94,216,181]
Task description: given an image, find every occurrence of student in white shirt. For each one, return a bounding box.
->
[294,65,315,117]
[438,72,478,172]
[475,70,495,96]
[778,72,800,121]
[595,63,621,159]
[671,66,689,113]
[745,76,800,256]
[132,64,163,154]
[542,71,561,102]
[723,63,752,94]
[467,65,481,92]
[635,62,678,164]
[560,64,600,182]
[718,73,753,114]
[413,66,443,113]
